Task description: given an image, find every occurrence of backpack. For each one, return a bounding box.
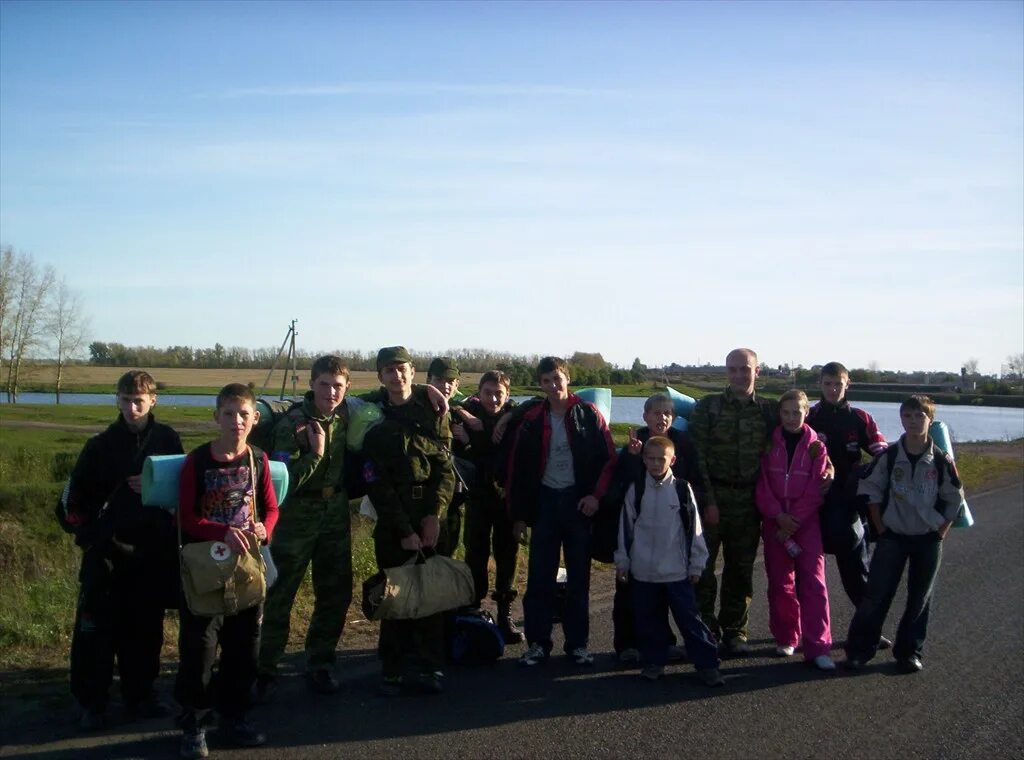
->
[629,473,698,559]
[250,398,304,453]
[449,608,505,665]
[863,443,953,540]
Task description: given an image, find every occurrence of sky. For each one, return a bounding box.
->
[1,0,1021,375]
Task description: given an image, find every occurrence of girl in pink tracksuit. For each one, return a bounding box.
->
[756,389,835,671]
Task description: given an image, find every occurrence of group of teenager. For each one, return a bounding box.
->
[61,346,966,758]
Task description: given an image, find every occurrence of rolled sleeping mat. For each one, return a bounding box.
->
[929,420,974,528]
[142,454,290,512]
[345,397,384,452]
[576,387,612,424]
[666,386,697,421]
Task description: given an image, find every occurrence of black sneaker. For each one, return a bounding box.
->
[306,668,341,694]
[415,671,444,694]
[897,655,923,674]
[224,718,266,748]
[253,674,276,705]
[878,635,893,650]
[180,729,209,759]
[379,675,405,697]
[78,706,106,732]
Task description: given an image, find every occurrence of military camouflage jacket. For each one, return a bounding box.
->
[689,387,777,506]
[362,385,455,538]
[271,391,348,498]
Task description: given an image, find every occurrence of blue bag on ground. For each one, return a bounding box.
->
[450,609,505,665]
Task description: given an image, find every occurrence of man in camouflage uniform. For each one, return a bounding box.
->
[425,356,470,558]
[363,346,455,695]
[689,348,776,655]
[257,355,353,697]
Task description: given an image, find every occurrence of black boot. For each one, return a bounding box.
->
[493,590,525,644]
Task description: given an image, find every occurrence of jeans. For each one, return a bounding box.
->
[632,578,719,670]
[523,485,592,653]
[845,531,943,663]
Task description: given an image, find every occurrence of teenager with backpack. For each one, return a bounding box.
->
[845,395,965,673]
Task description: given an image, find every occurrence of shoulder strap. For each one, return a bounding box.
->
[880,444,901,512]
[632,473,647,516]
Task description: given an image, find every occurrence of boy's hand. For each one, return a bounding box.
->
[253,521,267,543]
[577,495,599,517]
[456,408,484,431]
[703,503,720,526]
[616,568,629,583]
[452,423,470,445]
[689,575,701,585]
[424,384,450,416]
[513,520,528,544]
[420,515,440,548]
[307,420,326,457]
[224,526,252,555]
[776,513,800,535]
[401,532,423,551]
[937,521,952,540]
[775,528,791,545]
[819,459,835,495]
[492,414,511,444]
[627,429,642,456]
[126,475,143,494]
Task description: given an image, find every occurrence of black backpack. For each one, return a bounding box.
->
[449,609,505,665]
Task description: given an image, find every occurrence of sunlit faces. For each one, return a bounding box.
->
[117,392,156,432]
[215,398,260,442]
[726,350,759,397]
[379,361,414,399]
[779,398,808,434]
[539,368,570,403]
[311,372,348,415]
[900,407,931,437]
[642,444,675,480]
[427,375,459,400]
[820,373,849,405]
[478,380,509,416]
[642,401,674,436]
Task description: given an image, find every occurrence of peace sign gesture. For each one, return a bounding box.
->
[627,428,643,456]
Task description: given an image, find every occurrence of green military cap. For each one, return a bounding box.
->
[428,357,460,380]
[376,346,413,370]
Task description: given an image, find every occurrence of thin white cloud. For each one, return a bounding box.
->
[203,81,626,99]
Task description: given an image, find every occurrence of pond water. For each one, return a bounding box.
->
[4,392,1023,443]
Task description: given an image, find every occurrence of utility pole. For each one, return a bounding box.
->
[260,319,299,399]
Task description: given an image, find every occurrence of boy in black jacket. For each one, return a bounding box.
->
[63,370,183,730]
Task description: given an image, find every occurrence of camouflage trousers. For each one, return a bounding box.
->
[258,495,352,675]
[696,486,762,644]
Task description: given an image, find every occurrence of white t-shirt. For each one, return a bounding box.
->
[542,412,575,489]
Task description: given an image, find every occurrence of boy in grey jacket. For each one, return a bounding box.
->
[845,395,965,673]
[615,436,724,686]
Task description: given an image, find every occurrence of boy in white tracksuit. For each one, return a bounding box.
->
[615,436,724,685]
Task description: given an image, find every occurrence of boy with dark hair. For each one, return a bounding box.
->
[257,355,354,699]
[64,370,183,730]
[508,356,617,666]
[806,362,888,625]
[458,370,524,642]
[846,395,964,673]
[615,437,723,685]
[596,393,705,663]
[176,383,280,758]
[362,346,456,695]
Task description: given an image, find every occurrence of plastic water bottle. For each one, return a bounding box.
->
[783,538,802,558]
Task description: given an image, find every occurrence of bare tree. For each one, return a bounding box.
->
[962,358,979,377]
[48,277,90,404]
[4,251,55,402]
[0,247,14,387]
[1007,353,1024,379]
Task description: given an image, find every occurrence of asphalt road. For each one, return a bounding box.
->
[3,474,1021,760]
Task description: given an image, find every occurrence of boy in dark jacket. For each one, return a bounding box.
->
[64,370,183,730]
[508,357,617,666]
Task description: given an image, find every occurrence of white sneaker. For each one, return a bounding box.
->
[618,648,640,663]
[519,643,547,666]
[814,655,836,671]
[571,647,594,666]
[776,645,795,657]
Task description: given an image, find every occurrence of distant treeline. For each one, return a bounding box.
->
[86,342,644,388]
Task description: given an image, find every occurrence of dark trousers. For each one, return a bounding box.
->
[632,578,720,670]
[378,614,446,678]
[845,532,943,663]
[70,548,166,710]
[523,485,592,654]
[464,488,519,605]
[830,536,871,608]
[820,490,871,608]
[174,602,261,725]
[612,579,676,654]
